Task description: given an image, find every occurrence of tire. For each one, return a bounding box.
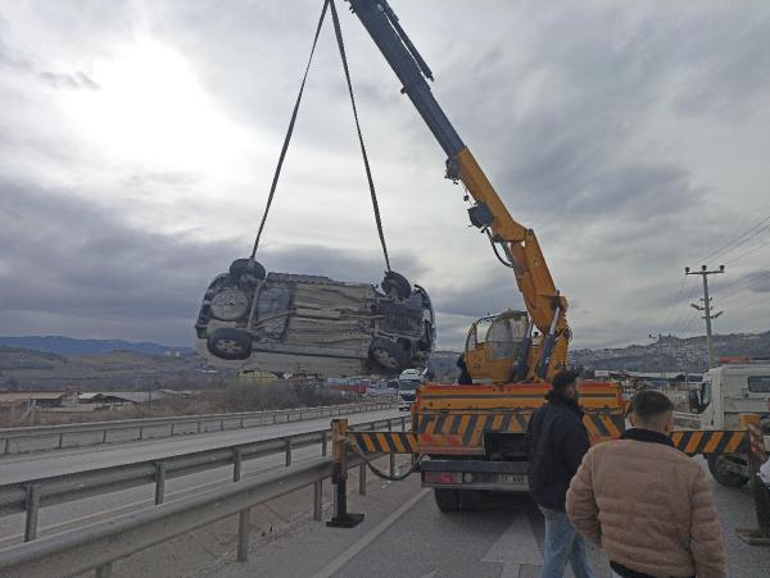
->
[229,258,266,283]
[207,328,252,361]
[209,287,251,321]
[369,337,409,373]
[381,271,411,301]
[458,489,483,511]
[434,488,459,512]
[707,453,749,488]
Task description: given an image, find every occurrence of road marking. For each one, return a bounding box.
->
[311,488,430,578]
[419,571,437,578]
[481,511,542,578]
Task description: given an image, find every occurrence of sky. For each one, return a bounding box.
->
[1,0,770,351]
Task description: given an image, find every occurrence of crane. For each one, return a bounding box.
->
[346,0,569,383]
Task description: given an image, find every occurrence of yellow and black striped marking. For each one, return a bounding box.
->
[671,430,749,456]
[414,411,625,448]
[349,431,419,454]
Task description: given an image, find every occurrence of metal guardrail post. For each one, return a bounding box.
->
[95,562,113,578]
[237,509,250,562]
[170,423,175,436]
[401,416,406,431]
[313,481,323,521]
[138,426,144,441]
[736,414,770,545]
[3,437,9,455]
[102,429,108,444]
[321,430,328,456]
[154,463,166,505]
[388,419,396,477]
[233,448,243,482]
[358,463,367,495]
[285,439,292,467]
[327,419,363,528]
[197,420,202,434]
[24,484,41,542]
[239,416,245,429]
[220,419,225,431]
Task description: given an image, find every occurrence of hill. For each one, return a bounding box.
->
[0,336,193,356]
[570,330,770,372]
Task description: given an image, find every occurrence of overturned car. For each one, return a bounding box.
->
[195,258,435,377]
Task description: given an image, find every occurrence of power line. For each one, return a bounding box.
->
[722,237,770,266]
[697,214,770,264]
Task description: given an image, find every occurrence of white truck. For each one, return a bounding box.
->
[681,359,770,487]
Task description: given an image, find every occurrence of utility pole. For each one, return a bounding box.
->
[685,264,725,369]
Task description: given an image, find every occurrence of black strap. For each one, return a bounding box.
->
[329,0,391,272]
[250,0,331,259]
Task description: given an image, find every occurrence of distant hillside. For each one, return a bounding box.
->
[570,330,770,372]
[0,336,193,357]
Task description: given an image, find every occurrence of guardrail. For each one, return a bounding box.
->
[0,400,395,455]
[0,452,383,578]
[0,414,408,545]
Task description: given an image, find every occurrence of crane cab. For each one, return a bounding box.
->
[463,310,530,383]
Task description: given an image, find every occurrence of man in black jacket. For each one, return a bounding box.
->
[526,370,595,578]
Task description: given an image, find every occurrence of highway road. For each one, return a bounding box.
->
[0,408,401,546]
[0,408,401,484]
[205,457,769,578]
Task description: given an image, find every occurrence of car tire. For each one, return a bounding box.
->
[207,328,252,361]
[229,258,266,283]
[707,453,749,488]
[369,337,409,373]
[434,488,459,512]
[381,271,411,301]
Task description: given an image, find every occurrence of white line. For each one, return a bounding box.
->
[311,488,430,578]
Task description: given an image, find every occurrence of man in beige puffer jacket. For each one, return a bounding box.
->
[566,390,726,578]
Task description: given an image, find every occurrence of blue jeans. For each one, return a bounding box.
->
[539,506,595,578]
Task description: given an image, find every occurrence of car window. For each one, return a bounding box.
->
[748,376,770,393]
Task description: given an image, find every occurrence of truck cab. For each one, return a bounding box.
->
[687,360,770,487]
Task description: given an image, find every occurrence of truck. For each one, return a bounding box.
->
[322,0,629,511]
[679,358,770,487]
[318,1,757,519]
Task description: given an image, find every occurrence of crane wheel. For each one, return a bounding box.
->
[706,453,749,488]
[434,489,459,512]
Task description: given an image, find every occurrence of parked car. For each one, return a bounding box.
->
[195,258,435,377]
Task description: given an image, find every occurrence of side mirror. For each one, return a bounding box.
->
[688,390,701,414]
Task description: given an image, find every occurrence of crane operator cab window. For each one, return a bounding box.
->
[465,311,529,361]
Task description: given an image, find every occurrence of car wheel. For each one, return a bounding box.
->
[369,337,409,373]
[229,258,266,283]
[434,489,459,512]
[210,288,251,321]
[706,453,749,488]
[381,271,411,301]
[207,328,252,361]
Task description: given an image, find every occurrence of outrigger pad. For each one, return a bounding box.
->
[326,512,365,528]
[194,260,435,377]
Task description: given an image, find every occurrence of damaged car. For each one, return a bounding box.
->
[195,258,435,377]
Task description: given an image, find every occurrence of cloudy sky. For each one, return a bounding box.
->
[2,0,770,350]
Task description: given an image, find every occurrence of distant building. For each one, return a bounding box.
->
[0,391,77,409]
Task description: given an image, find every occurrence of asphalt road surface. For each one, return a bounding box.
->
[209,457,769,578]
[0,408,401,484]
[0,408,401,546]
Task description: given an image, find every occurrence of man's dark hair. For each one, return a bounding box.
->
[551,370,578,390]
[631,389,674,421]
